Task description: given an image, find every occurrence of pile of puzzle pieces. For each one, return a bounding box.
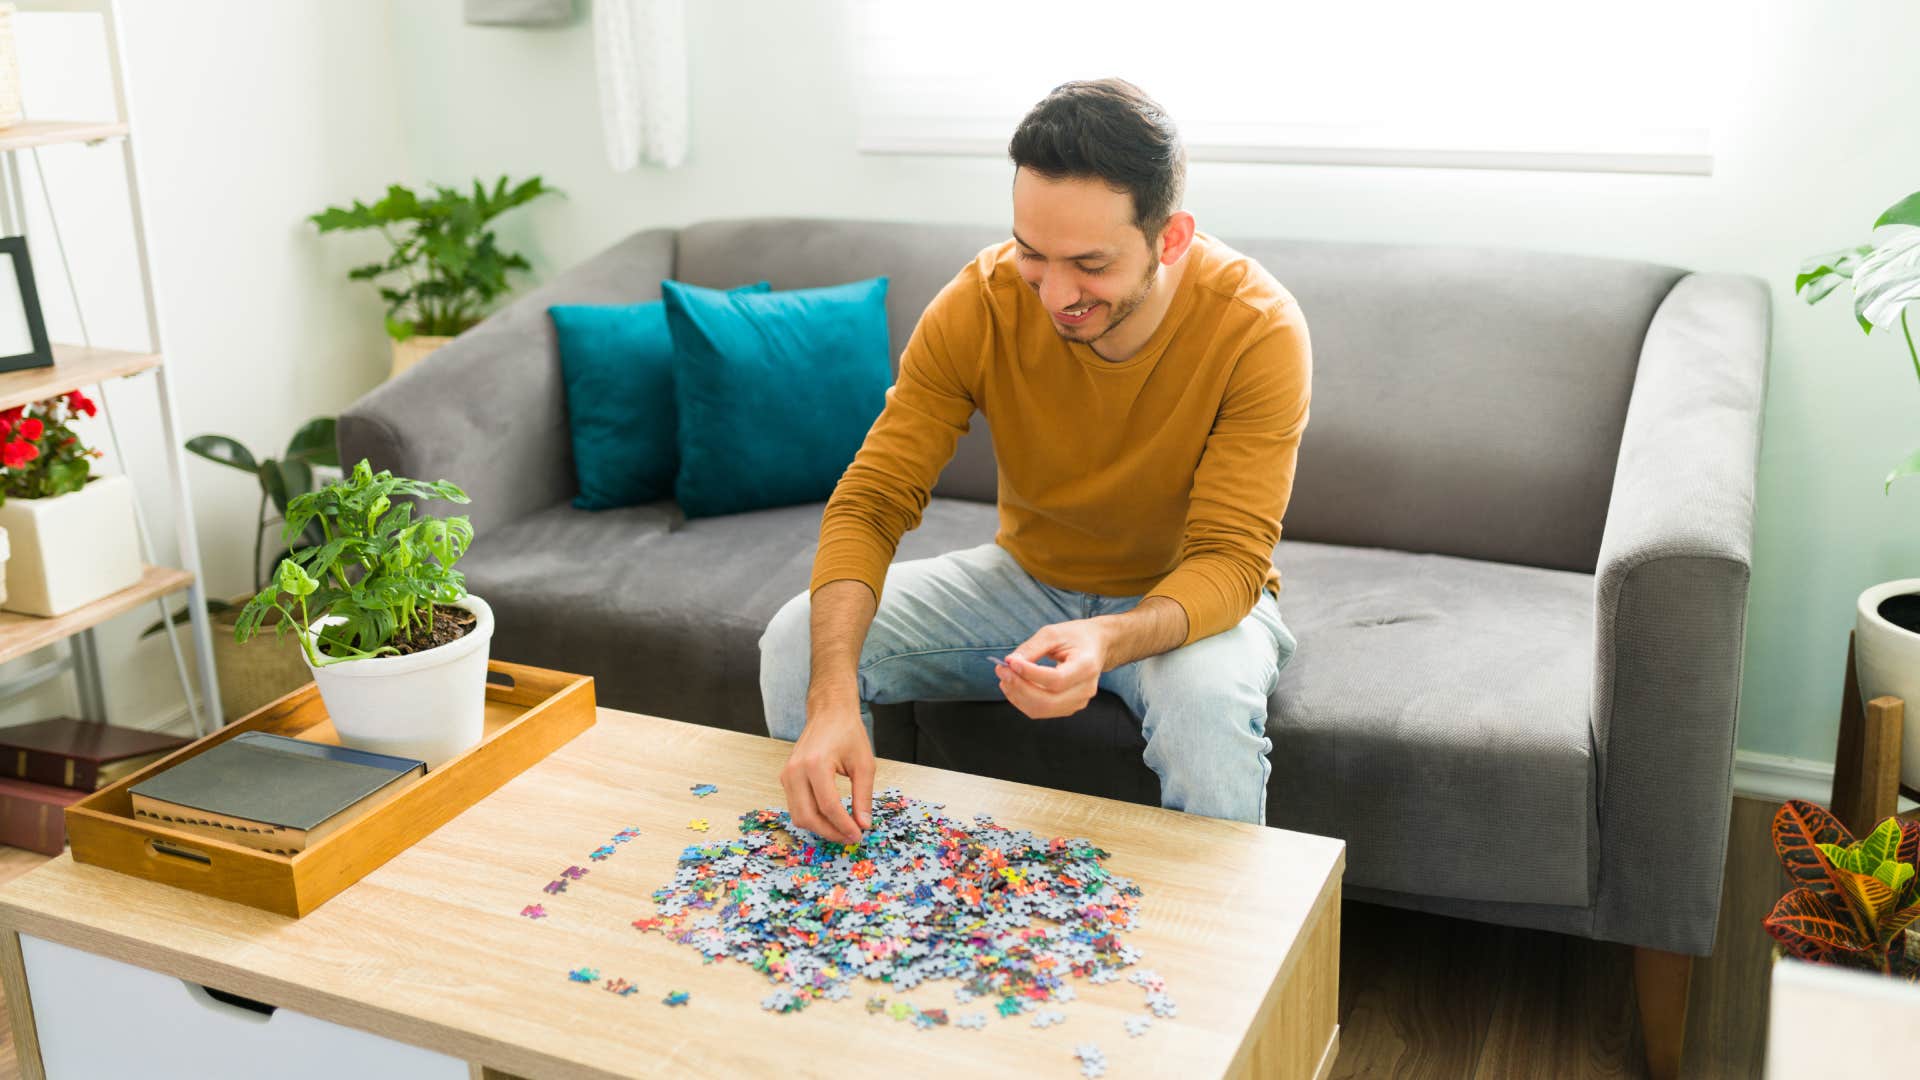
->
[633,788,1153,1027]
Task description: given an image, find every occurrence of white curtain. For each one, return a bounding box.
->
[593,0,688,171]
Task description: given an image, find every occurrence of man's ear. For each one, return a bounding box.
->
[1155,210,1197,266]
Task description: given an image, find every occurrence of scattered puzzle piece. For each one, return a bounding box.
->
[1075,1042,1108,1078]
[520,904,547,919]
[691,783,718,797]
[687,818,709,832]
[568,967,599,983]
[543,879,568,895]
[956,1012,988,1030]
[1031,1009,1067,1029]
[1124,1016,1153,1037]
[662,990,690,1007]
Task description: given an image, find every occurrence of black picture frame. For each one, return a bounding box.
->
[0,235,52,375]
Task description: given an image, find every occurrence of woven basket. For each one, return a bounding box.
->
[0,5,21,131]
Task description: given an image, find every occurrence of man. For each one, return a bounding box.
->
[759,77,1311,844]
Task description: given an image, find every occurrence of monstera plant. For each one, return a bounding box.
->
[1764,800,1920,978]
[1798,189,1920,491]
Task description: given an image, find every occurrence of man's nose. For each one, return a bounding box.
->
[1038,270,1078,312]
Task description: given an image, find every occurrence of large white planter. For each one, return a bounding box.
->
[300,594,493,770]
[0,473,142,616]
[1855,578,1920,790]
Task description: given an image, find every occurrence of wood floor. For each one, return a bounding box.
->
[0,799,1782,1079]
[1332,796,1782,1078]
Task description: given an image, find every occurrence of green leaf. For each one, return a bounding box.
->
[386,316,416,342]
[283,418,338,466]
[1875,190,1920,229]
[1885,447,1920,493]
[276,558,319,598]
[258,459,290,516]
[184,435,257,473]
[1795,244,1872,305]
[1853,224,1920,333]
[1860,817,1904,867]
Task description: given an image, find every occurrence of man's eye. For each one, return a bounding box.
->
[1082,265,1108,275]
[1017,251,1040,261]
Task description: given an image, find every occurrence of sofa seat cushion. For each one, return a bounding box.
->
[908,540,1598,910]
[454,496,1001,734]
[1268,541,1597,907]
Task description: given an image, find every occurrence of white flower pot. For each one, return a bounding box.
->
[0,473,142,616]
[299,594,494,770]
[1854,578,1920,790]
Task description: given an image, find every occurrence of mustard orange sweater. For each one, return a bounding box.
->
[810,231,1312,647]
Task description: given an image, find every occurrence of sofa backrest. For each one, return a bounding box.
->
[673,217,1688,574]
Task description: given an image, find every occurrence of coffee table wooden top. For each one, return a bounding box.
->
[0,709,1345,1079]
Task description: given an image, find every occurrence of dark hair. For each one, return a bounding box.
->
[1007,78,1187,240]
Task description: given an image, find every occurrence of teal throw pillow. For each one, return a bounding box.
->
[550,281,768,511]
[661,277,893,519]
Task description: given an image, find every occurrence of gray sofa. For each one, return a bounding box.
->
[339,217,1769,960]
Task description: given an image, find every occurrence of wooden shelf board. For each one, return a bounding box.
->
[0,121,128,153]
[0,565,194,666]
[0,346,161,414]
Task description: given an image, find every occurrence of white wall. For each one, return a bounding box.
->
[30,0,1920,772]
[12,1,410,733]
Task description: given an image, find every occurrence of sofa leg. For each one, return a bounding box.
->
[1634,946,1693,1080]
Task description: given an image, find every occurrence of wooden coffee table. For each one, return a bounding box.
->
[0,709,1344,1079]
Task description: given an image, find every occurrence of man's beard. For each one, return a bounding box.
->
[1054,258,1158,344]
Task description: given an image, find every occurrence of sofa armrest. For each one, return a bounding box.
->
[337,227,678,536]
[1589,271,1770,955]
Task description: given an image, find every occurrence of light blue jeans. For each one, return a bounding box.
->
[758,542,1296,824]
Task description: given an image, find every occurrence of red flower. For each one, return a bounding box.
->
[2,440,37,469]
[64,392,96,418]
[0,406,21,425]
[19,418,42,441]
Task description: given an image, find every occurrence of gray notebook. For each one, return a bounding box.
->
[130,732,425,832]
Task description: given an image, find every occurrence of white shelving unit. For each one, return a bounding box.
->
[0,2,222,734]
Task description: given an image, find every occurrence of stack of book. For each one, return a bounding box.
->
[0,717,193,855]
[130,732,426,855]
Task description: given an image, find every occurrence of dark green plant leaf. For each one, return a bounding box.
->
[284,418,338,466]
[184,435,257,473]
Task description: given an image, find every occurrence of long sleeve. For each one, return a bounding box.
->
[1145,302,1312,645]
[809,273,983,603]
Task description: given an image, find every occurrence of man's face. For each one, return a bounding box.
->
[1011,167,1161,346]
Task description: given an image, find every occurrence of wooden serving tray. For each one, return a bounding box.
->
[64,659,596,918]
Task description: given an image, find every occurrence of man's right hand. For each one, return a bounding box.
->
[778,695,874,846]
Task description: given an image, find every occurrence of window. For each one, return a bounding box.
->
[855,0,1721,175]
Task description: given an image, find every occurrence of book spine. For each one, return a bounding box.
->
[0,789,67,855]
[0,749,97,792]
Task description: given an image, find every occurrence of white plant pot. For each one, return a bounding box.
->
[0,474,142,616]
[0,523,10,606]
[1854,578,1920,790]
[299,594,493,770]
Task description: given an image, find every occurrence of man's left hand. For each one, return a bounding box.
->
[995,620,1109,719]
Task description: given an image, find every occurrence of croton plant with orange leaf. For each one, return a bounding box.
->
[1765,799,1920,978]
[0,390,104,505]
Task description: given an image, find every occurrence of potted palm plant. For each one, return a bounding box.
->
[234,459,491,768]
[0,389,141,616]
[1800,188,1920,790]
[141,418,338,718]
[310,174,557,379]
